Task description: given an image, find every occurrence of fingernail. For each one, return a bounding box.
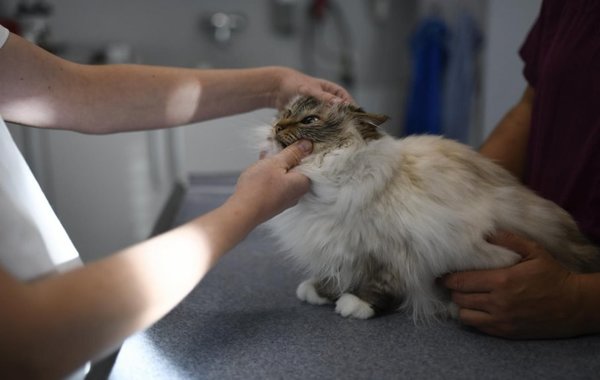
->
[329,97,342,105]
[297,140,313,153]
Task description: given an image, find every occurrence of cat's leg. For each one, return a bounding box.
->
[296,278,337,305]
[335,293,376,319]
[335,259,404,319]
[335,289,403,320]
[353,285,404,315]
[337,278,403,319]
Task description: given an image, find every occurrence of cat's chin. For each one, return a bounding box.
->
[274,134,297,149]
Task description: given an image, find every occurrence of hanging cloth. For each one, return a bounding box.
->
[404,16,448,136]
[442,10,482,143]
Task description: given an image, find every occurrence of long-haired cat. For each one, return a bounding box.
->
[260,95,600,322]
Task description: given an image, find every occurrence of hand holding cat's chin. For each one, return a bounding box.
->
[227,140,313,224]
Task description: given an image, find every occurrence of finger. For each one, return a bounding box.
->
[487,230,545,260]
[451,291,491,312]
[273,139,313,170]
[320,81,356,104]
[442,270,502,293]
[299,84,341,105]
[285,171,311,195]
[457,308,494,328]
[457,309,515,338]
[299,81,355,105]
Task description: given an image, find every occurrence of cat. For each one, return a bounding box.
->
[260,95,600,322]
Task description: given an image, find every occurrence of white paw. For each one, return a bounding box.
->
[296,279,332,305]
[335,293,375,319]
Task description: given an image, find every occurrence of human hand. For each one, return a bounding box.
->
[228,139,313,224]
[270,67,355,109]
[441,231,586,339]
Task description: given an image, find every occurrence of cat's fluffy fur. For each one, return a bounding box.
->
[261,96,600,322]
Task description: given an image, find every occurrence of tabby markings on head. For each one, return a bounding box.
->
[273,96,389,150]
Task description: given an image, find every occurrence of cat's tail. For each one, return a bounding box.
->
[552,221,600,273]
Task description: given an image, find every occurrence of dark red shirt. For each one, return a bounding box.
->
[520,0,600,244]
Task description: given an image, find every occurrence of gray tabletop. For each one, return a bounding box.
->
[109,174,600,380]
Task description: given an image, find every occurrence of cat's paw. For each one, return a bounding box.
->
[335,293,375,319]
[296,280,332,305]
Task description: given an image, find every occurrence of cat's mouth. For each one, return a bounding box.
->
[274,130,303,149]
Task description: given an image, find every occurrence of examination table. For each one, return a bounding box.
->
[96,174,599,379]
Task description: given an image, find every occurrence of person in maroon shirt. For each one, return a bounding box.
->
[443,0,600,339]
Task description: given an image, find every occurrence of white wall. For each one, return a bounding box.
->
[481,0,542,141]
[42,0,417,176]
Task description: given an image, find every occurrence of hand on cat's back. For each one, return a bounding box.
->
[441,231,585,339]
[231,140,313,224]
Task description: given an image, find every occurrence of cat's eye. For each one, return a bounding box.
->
[300,115,320,124]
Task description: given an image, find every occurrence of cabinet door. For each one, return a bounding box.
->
[44,129,173,262]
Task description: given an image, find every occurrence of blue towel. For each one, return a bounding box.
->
[442,10,482,143]
[404,16,448,136]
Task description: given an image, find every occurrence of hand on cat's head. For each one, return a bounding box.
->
[272,67,355,110]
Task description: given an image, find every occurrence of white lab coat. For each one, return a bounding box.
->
[0,24,87,379]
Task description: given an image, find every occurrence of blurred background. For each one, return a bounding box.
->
[0,0,541,262]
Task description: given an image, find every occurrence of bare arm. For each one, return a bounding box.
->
[0,140,313,378]
[479,86,535,180]
[0,32,352,134]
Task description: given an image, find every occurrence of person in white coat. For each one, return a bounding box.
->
[0,25,353,378]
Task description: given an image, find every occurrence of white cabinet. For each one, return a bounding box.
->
[9,124,176,262]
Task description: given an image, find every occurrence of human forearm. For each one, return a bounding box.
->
[3,203,257,378]
[0,141,312,378]
[0,32,277,132]
[0,32,352,134]
[0,35,286,134]
[479,86,534,180]
[67,64,283,133]
[577,273,600,335]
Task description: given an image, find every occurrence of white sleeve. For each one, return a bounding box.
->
[0,24,9,49]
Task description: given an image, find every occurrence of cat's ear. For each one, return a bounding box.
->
[349,105,389,141]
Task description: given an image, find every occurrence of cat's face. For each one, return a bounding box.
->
[271,96,389,154]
